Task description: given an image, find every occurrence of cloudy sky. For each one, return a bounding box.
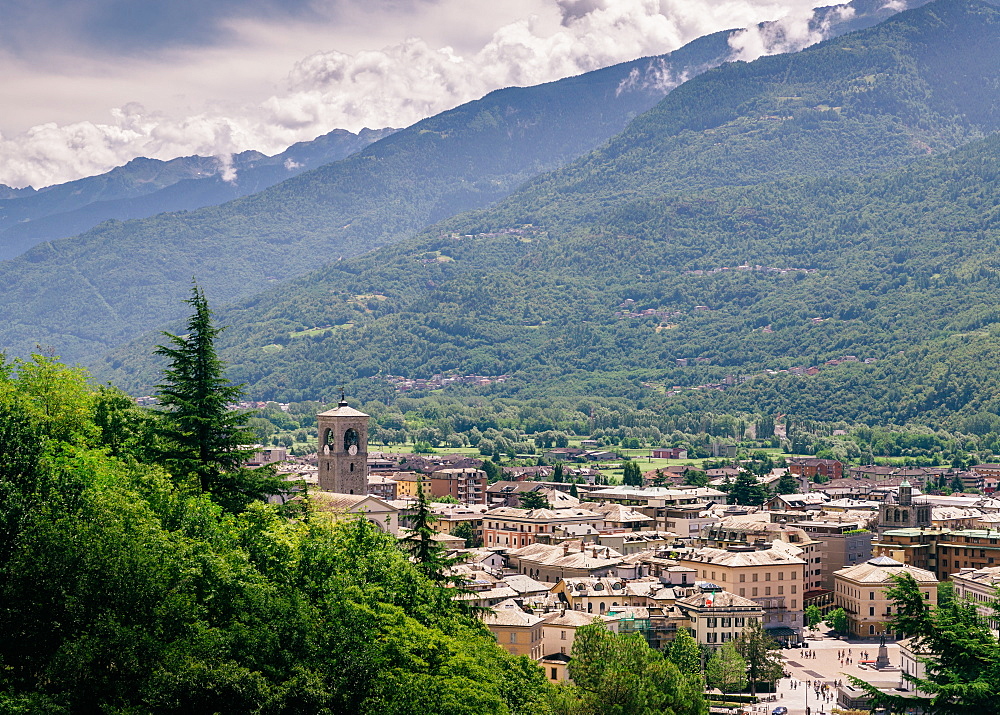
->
[1,0,841,188]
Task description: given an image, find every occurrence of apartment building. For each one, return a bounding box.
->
[483,506,604,549]
[483,599,544,660]
[677,544,806,637]
[795,520,873,591]
[675,585,766,647]
[429,467,487,505]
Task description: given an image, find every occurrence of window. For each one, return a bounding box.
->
[551,668,558,680]
[753,573,759,582]
[870,591,875,600]
[765,573,771,581]
[779,571,784,580]
[765,587,772,596]
[707,618,718,628]
[707,632,718,643]
[560,631,566,640]
[510,633,517,643]
[752,587,758,597]
[739,588,746,596]
[870,607,875,616]
[870,625,876,635]
[740,574,746,583]
[792,585,797,594]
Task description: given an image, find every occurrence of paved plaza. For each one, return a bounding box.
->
[730,633,906,715]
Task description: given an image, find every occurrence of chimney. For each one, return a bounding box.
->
[563,543,570,556]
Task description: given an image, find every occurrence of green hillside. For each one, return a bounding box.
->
[0,0,922,364]
[94,0,1000,430]
[0,45,721,363]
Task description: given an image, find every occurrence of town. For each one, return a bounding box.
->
[252,399,1000,713]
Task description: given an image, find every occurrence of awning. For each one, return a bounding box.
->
[766,626,798,637]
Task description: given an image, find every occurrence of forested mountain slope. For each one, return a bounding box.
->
[0,44,706,362]
[0,0,920,363]
[95,0,1000,429]
[0,127,394,260]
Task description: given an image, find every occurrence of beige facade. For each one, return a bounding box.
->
[309,492,399,535]
[833,556,938,638]
[541,610,618,660]
[795,521,873,591]
[951,565,1000,633]
[507,542,622,583]
[483,599,544,660]
[483,506,604,549]
[675,588,765,647]
[678,545,806,635]
[550,577,667,616]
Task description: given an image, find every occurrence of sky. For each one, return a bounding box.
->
[0,0,848,189]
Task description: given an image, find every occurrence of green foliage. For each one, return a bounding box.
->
[154,285,284,510]
[565,621,707,715]
[775,471,799,495]
[0,356,548,713]
[667,627,702,675]
[805,605,823,631]
[734,620,784,695]
[828,607,849,635]
[854,572,1000,714]
[622,461,644,487]
[728,470,770,506]
[451,520,481,548]
[519,491,551,510]
[705,641,747,694]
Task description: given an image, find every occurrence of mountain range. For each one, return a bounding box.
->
[94,0,1000,431]
[0,127,394,260]
[0,0,919,364]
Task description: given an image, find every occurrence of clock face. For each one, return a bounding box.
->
[348,445,358,455]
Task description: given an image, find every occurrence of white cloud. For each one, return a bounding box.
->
[0,0,882,188]
[727,4,855,61]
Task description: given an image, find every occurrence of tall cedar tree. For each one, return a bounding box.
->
[735,619,784,695]
[154,284,261,502]
[854,573,1000,714]
[519,490,550,510]
[400,481,461,585]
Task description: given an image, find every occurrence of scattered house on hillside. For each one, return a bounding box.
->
[651,447,688,459]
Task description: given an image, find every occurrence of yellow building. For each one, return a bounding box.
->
[833,556,938,638]
[391,471,431,498]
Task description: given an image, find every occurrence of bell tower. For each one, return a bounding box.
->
[317,395,369,495]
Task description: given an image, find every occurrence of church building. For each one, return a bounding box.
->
[317,397,370,495]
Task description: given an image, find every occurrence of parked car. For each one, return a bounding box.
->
[772,707,788,715]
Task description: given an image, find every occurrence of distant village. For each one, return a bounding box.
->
[250,403,1000,706]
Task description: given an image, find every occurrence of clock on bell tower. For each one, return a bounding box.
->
[316,395,369,495]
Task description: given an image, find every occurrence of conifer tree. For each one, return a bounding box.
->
[735,619,784,695]
[154,283,280,509]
